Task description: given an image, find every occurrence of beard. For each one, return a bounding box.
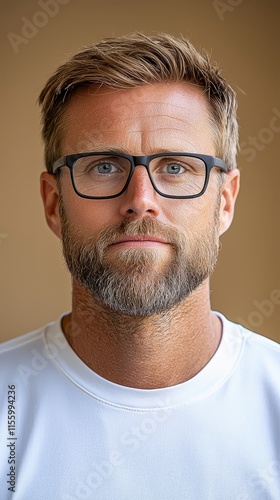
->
[59,199,220,316]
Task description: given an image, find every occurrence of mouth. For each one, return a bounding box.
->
[109,235,170,249]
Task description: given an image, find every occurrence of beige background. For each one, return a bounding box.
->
[0,0,279,343]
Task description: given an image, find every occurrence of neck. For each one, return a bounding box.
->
[62,280,222,389]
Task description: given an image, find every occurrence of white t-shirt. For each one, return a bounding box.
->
[0,313,279,500]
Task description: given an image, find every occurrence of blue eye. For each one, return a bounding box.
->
[163,163,185,174]
[96,163,118,174]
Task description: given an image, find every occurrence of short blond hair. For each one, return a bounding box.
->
[38,32,238,173]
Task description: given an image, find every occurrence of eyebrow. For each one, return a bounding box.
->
[78,145,188,155]
[81,144,128,154]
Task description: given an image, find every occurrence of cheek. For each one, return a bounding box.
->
[166,196,213,235]
[61,187,121,236]
[171,192,221,242]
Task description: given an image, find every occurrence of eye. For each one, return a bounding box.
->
[94,162,118,174]
[162,163,185,175]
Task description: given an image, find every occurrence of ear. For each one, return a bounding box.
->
[40,172,62,239]
[219,168,240,236]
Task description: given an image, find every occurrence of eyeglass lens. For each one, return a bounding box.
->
[72,154,207,197]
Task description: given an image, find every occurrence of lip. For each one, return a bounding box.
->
[109,235,170,248]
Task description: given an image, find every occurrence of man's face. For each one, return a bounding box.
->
[53,83,228,315]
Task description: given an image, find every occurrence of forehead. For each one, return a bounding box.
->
[60,82,216,155]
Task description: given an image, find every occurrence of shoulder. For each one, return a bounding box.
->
[0,327,46,355]
[0,314,69,355]
[217,311,280,351]
[0,317,61,355]
[0,316,66,385]
[217,311,280,380]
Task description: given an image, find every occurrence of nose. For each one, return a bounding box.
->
[118,165,161,218]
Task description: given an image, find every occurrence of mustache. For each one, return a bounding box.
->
[91,217,185,250]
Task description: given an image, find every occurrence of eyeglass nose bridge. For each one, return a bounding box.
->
[125,155,156,191]
[132,155,150,167]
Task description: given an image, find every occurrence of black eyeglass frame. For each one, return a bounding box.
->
[52,152,229,200]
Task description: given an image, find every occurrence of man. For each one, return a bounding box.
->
[0,33,279,499]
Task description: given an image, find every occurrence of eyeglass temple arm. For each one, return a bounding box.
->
[214,158,229,173]
[52,157,66,174]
